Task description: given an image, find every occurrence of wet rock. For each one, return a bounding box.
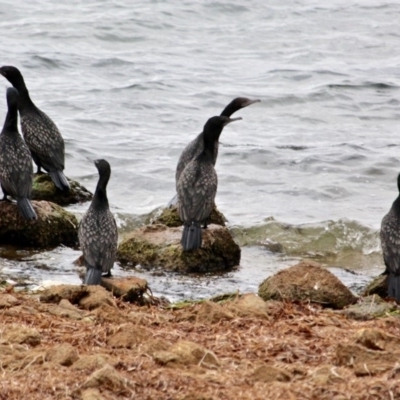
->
[81,364,132,391]
[249,364,291,383]
[117,224,240,273]
[153,340,219,369]
[39,284,117,310]
[340,295,397,320]
[100,276,148,304]
[107,324,151,349]
[32,173,92,206]
[0,324,41,346]
[258,261,357,309]
[45,343,79,366]
[0,200,78,248]
[361,274,388,298]
[152,204,226,228]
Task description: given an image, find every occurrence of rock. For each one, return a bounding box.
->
[81,365,132,391]
[0,200,78,248]
[153,340,220,369]
[355,328,400,352]
[258,261,357,309]
[340,295,397,320]
[0,324,41,346]
[310,365,348,385]
[117,224,240,273]
[107,324,151,348]
[361,275,388,298]
[0,294,19,309]
[151,204,226,228]
[140,339,171,357]
[100,276,148,304]
[73,354,116,371]
[249,365,291,383]
[39,284,117,310]
[32,173,92,206]
[194,301,235,324]
[45,343,79,366]
[229,293,270,319]
[81,389,105,400]
[335,342,400,376]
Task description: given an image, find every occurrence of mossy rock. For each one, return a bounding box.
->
[360,275,388,298]
[258,260,357,309]
[32,173,92,206]
[152,204,226,228]
[0,200,78,248]
[117,223,240,273]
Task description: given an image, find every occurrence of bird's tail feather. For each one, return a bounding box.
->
[49,170,70,191]
[388,274,400,302]
[83,268,102,285]
[181,222,202,251]
[17,198,37,220]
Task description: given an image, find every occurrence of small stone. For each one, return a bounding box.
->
[355,328,400,352]
[229,293,270,319]
[249,365,291,383]
[45,343,79,366]
[81,389,105,400]
[0,294,19,309]
[1,325,41,346]
[107,324,151,348]
[100,276,148,304]
[79,286,117,310]
[81,365,132,391]
[194,301,235,324]
[73,354,115,371]
[340,295,397,320]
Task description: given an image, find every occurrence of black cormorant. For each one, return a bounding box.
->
[78,159,118,285]
[0,88,37,220]
[0,65,70,191]
[175,97,260,185]
[177,116,241,251]
[381,173,400,301]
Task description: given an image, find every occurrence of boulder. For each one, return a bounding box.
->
[151,204,226,228]
[360,274,388,298]
[0,200,78,247]
[32,173,92,206]
[258,260,357,309]
[117,223,240,273]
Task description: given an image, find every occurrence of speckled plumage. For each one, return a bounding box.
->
[380,174,400,301]
[78,159,118,285]
[177,116,241,251]
[0,65,69,191]
[0,88,36,220]
[175,97,259,187]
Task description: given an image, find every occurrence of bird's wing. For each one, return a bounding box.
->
[381,211,400,275]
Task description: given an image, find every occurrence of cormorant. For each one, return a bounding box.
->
[177,116,241,251]
[0,65,70,191]
[0,88,37,220]
[381,173,400,301]
[175,97,260,185]
[78,159,118,285]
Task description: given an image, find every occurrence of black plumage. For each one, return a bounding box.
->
[0,65,70,191]
[0,87,37,220]
[175,97,260,186]
[78,159,118,285]
[177,116,241,251]
[381,173,400,301]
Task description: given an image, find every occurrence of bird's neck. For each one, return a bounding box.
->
[220,102,238,118]
[3,108,18,134]
[92,176,110,209]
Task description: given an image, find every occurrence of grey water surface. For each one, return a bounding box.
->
[0,0,399,300]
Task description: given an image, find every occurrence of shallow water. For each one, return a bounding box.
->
[0,0,399,300]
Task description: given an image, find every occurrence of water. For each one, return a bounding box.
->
[0,0,399,300]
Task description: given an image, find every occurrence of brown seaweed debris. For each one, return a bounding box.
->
[0,287,400,399]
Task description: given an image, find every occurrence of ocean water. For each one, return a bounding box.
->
[0,0,399,300]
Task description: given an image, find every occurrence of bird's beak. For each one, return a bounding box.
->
[224,117,242,126]
[243,99,261,107]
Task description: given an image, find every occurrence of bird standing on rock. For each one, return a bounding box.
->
[175,97,260,186]
[0,65,70,191]
[0,87,37,220]
[380,173,400,301]
[78,159,118,285]
[177,116,241,251]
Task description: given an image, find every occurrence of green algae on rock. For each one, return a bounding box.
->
[150,204,226,228]
[0,200,78,248]
[258,260,357,309]
[32,173,92,206]
[117,223,240,273]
